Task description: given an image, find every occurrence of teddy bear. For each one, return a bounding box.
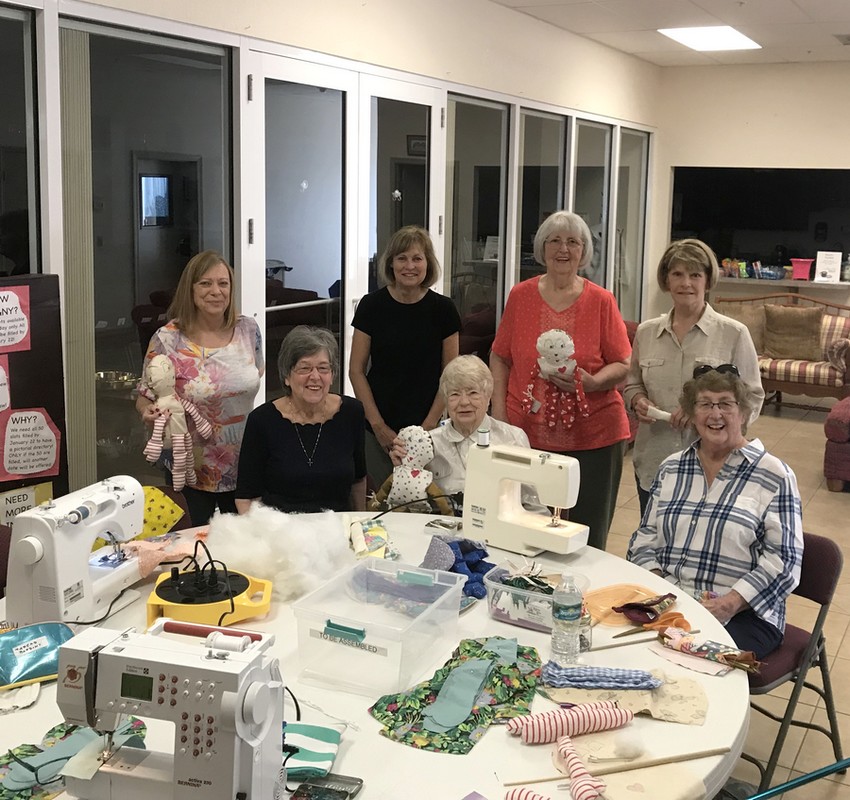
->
[142,354,213,492]
[536,328,576,381]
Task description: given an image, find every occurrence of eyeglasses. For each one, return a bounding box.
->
[692,363,740,379]
[447,390,483,402]
[5,749,66,786]
[292,365,332,376]
[544,237,583,250]
[694,399,740,413]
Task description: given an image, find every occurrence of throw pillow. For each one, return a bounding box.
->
[763,305,824,361]
[718,302,766,353]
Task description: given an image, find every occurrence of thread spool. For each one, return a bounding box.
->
[476,428,490,447]
[205,631,251,652]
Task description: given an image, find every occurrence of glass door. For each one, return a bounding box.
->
[359,77,446,297]
[245,56,357,401]
[573,120,612,288]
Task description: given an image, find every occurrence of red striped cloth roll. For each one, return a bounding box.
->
[506,701,633,744]
[504,789,551,800]
[557,734,607,800]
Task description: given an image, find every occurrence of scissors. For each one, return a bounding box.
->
[612,610,692,638]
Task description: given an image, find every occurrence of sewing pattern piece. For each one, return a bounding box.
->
[506,700,633,745]
[369,637,541,754]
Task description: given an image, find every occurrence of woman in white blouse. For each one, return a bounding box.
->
[391,355,541,506]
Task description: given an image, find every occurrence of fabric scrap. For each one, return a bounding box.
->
[283,722,344,780]
[504,789,551,800]
[423,658,494,732]
[540,663,662,691]
[369,637,541,755]
[539,668,708,725]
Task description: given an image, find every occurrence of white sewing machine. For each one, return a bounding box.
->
[56,618,283,800]
[5,476,145,625]
[463,442,588,556]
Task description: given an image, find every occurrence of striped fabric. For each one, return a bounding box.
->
[820,314,850,360]
[758,356,843,388]
[557,734,607,800]
[506,701,632,744]
[504,789,551,800]
[283,722,343,781]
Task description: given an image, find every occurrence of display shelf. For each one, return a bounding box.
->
[716,277,850,290]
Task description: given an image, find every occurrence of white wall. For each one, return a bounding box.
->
[87,0,662,126]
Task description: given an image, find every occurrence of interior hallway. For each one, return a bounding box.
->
[607,396,850,798]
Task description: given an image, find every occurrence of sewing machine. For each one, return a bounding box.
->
[56,618,283,800]
[463,442,588,556]
[5,476,145,625]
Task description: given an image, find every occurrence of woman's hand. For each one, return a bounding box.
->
[701,589,747,625]
[669,406,692,431]
[548,370,579,393]
[632,394,657,424]
[372,421,398,452]
[137,398,159,428]
[388,436,407,467]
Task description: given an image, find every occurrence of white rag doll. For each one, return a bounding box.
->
[536,328,577,380]
[386,425,436,513]
[522,328,589,429]
[142,354,213,491]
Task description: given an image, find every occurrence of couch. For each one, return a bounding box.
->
[714,293,850,403]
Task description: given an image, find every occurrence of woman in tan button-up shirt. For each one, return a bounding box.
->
[623,239,763,517]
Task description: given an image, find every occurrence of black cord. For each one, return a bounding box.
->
[73,586,130,625]
[369,492,459,521]
[285,685,301,721]
[281,746,300,793]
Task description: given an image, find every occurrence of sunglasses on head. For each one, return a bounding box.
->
[693,363,740,379]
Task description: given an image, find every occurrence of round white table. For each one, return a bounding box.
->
[0,512,749,800]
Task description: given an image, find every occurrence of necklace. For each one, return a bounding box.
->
[293,422,324,467]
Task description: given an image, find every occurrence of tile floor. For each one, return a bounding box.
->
[607,395,850,799]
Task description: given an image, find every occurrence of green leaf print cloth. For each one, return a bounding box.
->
[369,636,541,754]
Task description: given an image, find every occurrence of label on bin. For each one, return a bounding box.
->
[309,628,387,656]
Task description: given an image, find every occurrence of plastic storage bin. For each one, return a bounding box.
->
[292,560,465,695]
[483,563,588,633]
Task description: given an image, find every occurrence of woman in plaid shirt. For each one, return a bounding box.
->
[627,366,803,659]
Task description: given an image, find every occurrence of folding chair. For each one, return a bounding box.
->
[742,531,844,791]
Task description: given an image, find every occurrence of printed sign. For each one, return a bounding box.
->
[0,481,52,524]
[0,408,61,479]
[0,286,31,354]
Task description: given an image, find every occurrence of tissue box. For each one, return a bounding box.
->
[292,560,465,695]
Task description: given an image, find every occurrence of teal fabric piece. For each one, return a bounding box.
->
[283,722,343,780]
[483,636,517,664]
[422,658,493,733]
[1,721,142,791]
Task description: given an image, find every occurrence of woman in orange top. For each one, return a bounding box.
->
[490,211,631,550]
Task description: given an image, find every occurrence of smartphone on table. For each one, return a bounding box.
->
[291,773,364,799]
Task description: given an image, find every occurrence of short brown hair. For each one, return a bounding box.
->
[656,239,720,292]
[378,226,440,288]
[168,250,236,331]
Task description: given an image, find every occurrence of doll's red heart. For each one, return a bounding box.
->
[558,366,567,373]
[411,469,420,477]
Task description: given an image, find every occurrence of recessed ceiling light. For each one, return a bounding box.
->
[658,26,761,52]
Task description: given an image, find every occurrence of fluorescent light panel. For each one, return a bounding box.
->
[658,26,761,52]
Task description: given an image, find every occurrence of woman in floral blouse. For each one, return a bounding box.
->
[136,250,263,524]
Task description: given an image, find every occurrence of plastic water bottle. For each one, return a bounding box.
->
[550,574,583,666]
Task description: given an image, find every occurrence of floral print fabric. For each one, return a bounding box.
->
[138,316,263,493]
[368,637,541,754]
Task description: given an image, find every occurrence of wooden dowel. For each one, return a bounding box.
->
[502,746,730,787]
